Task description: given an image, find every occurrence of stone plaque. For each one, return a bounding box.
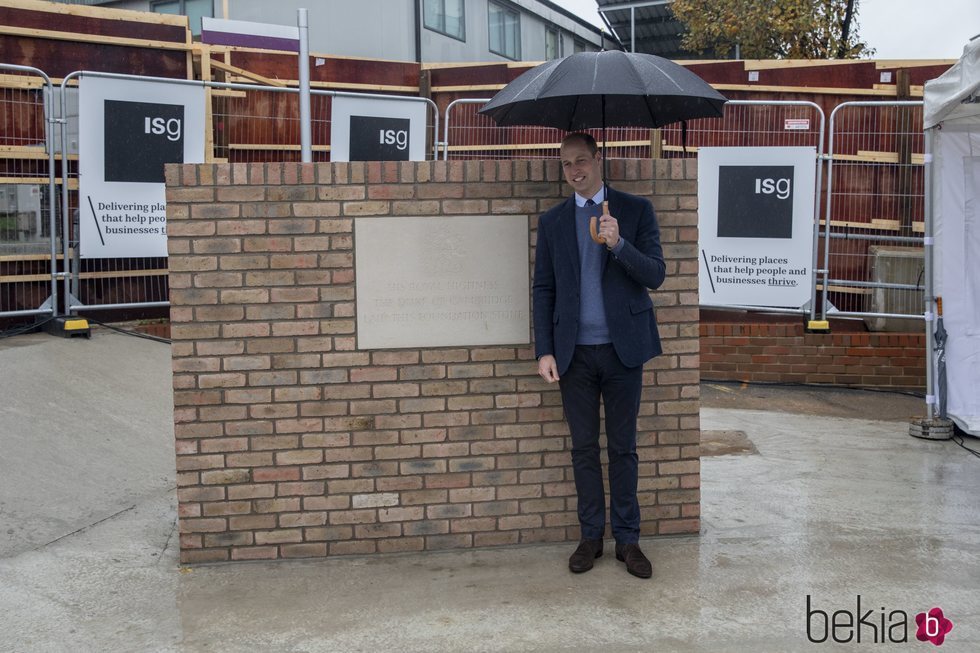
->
[355,215,530,349]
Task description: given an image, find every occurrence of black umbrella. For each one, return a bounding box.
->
[478,49,727,180]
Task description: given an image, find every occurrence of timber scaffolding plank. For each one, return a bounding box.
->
[0,1,191,79]
[1,268,167,284]
[427,57,951,102]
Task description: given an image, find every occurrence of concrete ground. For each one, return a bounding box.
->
[1,328,978,652]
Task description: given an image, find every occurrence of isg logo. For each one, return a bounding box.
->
[755,175,791,199]
[104,99,184,183]
[717,164,794,239]
[349,115,411,161]
[144,115,182,142]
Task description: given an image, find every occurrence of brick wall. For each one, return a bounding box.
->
[701,322,926,389]
[165,159,700,564]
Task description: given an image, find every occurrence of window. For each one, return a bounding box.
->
[151,0,212,38]
[489,2,521,60]
[545,27,560,60]
[573,40,588,54]
[424,0,465,41]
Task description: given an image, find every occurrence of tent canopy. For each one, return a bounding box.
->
[924,37,980,129]
[924,37,980,435]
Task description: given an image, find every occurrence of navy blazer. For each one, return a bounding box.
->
[532,187,666,377]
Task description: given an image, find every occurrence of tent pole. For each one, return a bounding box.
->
[924,127,936,420]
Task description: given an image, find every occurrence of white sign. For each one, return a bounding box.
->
[784,118,810,131]
[201,17,299,51]
[698,147,817,308]
[330,95,427,162]
[355,215,530,349]
[79,76,205,258]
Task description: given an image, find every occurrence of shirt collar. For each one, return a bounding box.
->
[574,186,605,208]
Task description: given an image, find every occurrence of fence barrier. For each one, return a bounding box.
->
[49,71,441,316]
[1,65,927,334]
[822,101,926,327]
[0,64,59,320]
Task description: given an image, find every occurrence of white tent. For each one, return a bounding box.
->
[924,37,980,435]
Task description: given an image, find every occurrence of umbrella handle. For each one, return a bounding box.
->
[589,202,611,245]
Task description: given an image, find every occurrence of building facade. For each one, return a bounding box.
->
[56,0,616,62]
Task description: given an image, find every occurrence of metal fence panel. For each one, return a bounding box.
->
[0,64,58,320]
[822,101,925,325]
[57,72,170,315]
[213,85,440,164]
[444,98,827,317]
[443,98,660,161]
[60,72,440,316]
[444,98,825,161]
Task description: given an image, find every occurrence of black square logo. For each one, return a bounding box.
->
[104,100,184,183]
[349,116,411,161]
[717,165,794,238]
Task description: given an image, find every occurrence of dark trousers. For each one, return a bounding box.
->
[559,344,643,544]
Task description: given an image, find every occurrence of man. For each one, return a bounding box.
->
[533,132,666,579]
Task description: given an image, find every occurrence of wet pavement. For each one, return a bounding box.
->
[1,329,978,652]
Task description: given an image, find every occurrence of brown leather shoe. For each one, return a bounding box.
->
[615,543,652,579]
[568,539,603,573]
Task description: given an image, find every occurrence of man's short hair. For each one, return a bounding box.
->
[561,132,598,157]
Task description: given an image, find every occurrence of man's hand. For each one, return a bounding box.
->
[599,213,620,248]
[537,354,560,383]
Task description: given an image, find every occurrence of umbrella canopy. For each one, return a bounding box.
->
[478,50,727,131]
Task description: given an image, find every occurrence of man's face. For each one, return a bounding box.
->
[560,139,602,198]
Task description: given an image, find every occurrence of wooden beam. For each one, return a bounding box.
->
[226,144,331,152]
[1,267,170,283]
[873,83,924,96]
[201,51,215,163]
[76,269,168,281]
[816,284,872,295]
[849,150,925,165]
[0,25,192,51]
[308,80,419,93]
[818,219,925,232]
[0,145,46,157]
[0,73,46,89]
[431,83,506,93]
[875,59,956,69]
[210,89,247,98]
[0,177,78,189]
[6,0,188,27]
[208,59,288,87]
[0,253,66,262]
[713,83,900,96]
[744,59,865,71]
[221,75,420,93]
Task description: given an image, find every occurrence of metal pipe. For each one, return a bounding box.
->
[60,71,83,316]
[297,9,312,163]
[69,301,170,313]
[810,104,827,324]
[822,105,840,322]
[1,308,54,318]
[923,127,936,419]
[0,65,59,317]
[630,6,635,53]
[414,0,422,63]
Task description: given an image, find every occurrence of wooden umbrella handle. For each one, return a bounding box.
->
[588,201,610,244]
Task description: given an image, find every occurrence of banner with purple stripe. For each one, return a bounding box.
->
[201,17,300,52]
